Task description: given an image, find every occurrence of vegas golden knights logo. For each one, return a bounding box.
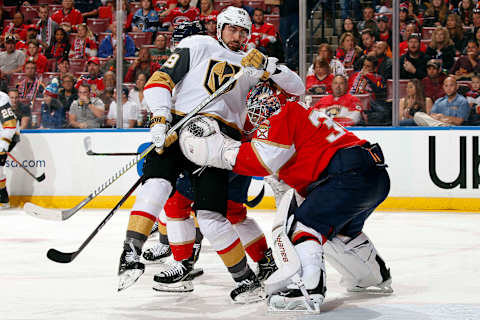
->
[204,60,241,95]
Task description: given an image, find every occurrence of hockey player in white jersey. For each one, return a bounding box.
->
[0,92,18,208]
[118,6,304,303]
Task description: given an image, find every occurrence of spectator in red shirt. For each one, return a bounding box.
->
[69,23,98,59]
[336,32,363,69]
[163,0,200,31]
[247,8,277,54]
[198,0,219,22]
[45,28,70,60]
[399,23,426,56]
[422,59,446,102]
[52,0,84,29]
[204,15,217,38]
[306,58,334,95]
[124,47,160,83]
[24,40,48,74]
[349,55,386,102]
[75,57,105,96]
[2,12,27,42]
[376,15,391,50]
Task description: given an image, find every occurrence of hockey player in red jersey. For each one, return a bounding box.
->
[180,82,393,312]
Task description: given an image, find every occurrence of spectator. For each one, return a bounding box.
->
[25,40,48,74]
[198,0,219,23]
[422,59,447,103]
[116,0,134,31]
[132,0,160,33]
[400,33,428,79]
[0,35,26,86]
[308,43,345,76]
[376,15,392,50]
[2,12,27,42]
[230,0,254,16]
[76,57,105,95]
[58,72,78,111]
[340,1,361,21]
[204,15,217,38]
[69,83,105,128]
[98,23,135,58]
[446,14,466,55]
[69,23,98,59]
[354,29,376,70]
[45,28,70,60]
[150,34,171,64]
[349,55,386,102]
[100,70,115,109]
[341,17,361,45]
[373,41,392,79]
[450,40,480,80]
[56,57,71,80]
[414,77,470,126]
[17,60,45,100]
[247,8,277,55]
[128,72,149,126]
[100,44,130,78]
[399,3,418,35]
[336,32,363,69]
[357,6,377,34]
[9,89,31,130]
[472,9,480,31]
[124,47,160,83]
[75,0,102,19]
[306,57,334,95]
[106,87,137,128]
[465,73,480,123]
[40,80,65,129]
[425,26,456,72]
[51,0,84,28]
[37,5,59,50]
[424,0,448,27]
[154,0,178,22]
[459,0,475,27]
[16,25,41,51]
[399,79,433,126]
[313,75,363,126]
[163,0,200,31]
[399,23,427,56]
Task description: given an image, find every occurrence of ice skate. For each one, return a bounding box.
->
[142,242,172,264]
[0,187,10,209]
[256,248,278,282]
[153,259,195,292]
[345,255,393,294]
[230,271,265,304]
[118,241,145,292]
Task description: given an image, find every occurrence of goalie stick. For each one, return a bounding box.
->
[7,152,45,182]
[23,68,246,221]
[47,176,143,263]
[83,136,139,156]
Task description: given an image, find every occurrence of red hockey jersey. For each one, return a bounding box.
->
[163,7,200,28]
[313,94,363,126]
[233,101,366,196]
[248,22,276,49]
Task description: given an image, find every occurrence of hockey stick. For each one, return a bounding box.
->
[84,136,139,156]
[7,152,45,182]
[24,68,246,221]
[47,176,144,263]
[245,185,265,208]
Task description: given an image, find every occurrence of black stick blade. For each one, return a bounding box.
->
[37,173,46,182]
[47,248,78,263]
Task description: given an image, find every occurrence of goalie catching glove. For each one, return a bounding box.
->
[150,116,178,154]
[241,48,278,81]
[179,116,240,170]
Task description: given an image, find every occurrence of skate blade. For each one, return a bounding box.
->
[267,295,322,314]
[142,257,170,265]
[231,287,266,304]
[348,278,393,294]
[118,269,144,292]
[152,280,193,292]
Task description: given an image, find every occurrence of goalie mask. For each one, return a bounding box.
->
[246,82,283,128]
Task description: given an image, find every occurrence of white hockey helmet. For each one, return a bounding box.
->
[217,6,252,49]
[0,91,10,108]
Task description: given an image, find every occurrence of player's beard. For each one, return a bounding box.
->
[227,40,241,51]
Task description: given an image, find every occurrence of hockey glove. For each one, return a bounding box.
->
[242,48,267,69]
[150,116,178,154]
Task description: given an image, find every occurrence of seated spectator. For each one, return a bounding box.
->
[163,0,200,31]
[349,55,386,101]
[313,75,363,127]
[2,12,27,42]
[150,34,171,65]
[106,87,137,128]
[399,79,433,126]
[101,44,130,78]
[198,0,219,23]
[423,0,448,27]
[17,60,45,100]
[128,73,149,127]
[40,80,65,129]
[399,23,426,56]
[446,13,466,56]
[16,25,41,51]
[306,58,334,95]
[58,73,78,111]
[25,40,48,74]
[414,77,470,126]
[336,32,363,69]
[69,23,98,59]
[75,0,102,19]
[308,43,345,76]
[354,29,376,70]
[465,73,480,123]
[132,0,160,33]
[399,3,419,35]
[357,6,377,34]
[341,17,360,45]
[100,70,115,109]
[459,0,475,27]
[400,33,428,79]
[450,40,480,80]
[471,9,480,37]
[376,15,392,50]
[373,41,392,79]
[154,0,178,21]
[51,0,84,29]
[247,8,277,55]
[204,15,217,38]
[98,23,135,58]
[37,5,59,50]
[9,88,31,129]
[422,59,447,102]
[69,83,105,128]
[76,57,105,95]
[0,35,26,88]
[56,57,71,80]
[124,47,160,83]
[230,0,254,16]
[426,26,456,71]
[45,28,70,60]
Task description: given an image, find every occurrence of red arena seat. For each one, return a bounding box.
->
[87,18,110,34]
[386,79,409,101]
[264,14,279,31]
[214,0,231,12]
[128,32,153,47]
[69,59,87,73]
[9,73,25,89]
[243,0,265,10]
[21,5,40,22]
[32,98,44,112]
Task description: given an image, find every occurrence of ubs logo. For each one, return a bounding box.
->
[429,136,480,189]
[203,60,240,95]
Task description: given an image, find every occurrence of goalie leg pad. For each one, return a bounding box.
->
[324,232,393,293]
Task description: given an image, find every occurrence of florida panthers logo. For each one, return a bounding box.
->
[204,60,241,95]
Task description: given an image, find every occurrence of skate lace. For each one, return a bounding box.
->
[234,279,253,292]
[161,261,185,277]
[125,241,140,263]
[148,243,170,256]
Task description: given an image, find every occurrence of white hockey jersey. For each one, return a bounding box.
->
[144,35,304,134]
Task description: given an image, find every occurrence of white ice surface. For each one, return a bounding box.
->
[1,209,480,320]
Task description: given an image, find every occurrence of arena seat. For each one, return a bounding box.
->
[353,93,371,111]
[21,5,40,22]
[128,32,153,47]
[422,27,435,40]
[87,18,110,34]
[69,59,87,73]
[42,72,60,84]
[32,98,44,112]
[214,0,232,12]
[265,14,279,31]
[8,73,25,89]
[386,79,409,101]
[243,0,265,10]
[3,6,17,17]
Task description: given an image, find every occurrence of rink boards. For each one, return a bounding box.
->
[7,127,480,211]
